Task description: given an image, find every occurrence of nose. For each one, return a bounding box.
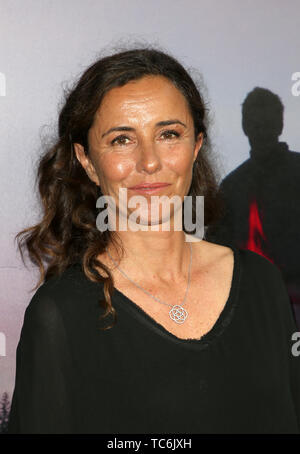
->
[135,140,162,174]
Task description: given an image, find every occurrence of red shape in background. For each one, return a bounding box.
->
[246,198,274,263]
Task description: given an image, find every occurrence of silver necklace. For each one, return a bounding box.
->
[105,242,192,325]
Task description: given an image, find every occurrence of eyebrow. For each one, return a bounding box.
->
[101,119,187,138]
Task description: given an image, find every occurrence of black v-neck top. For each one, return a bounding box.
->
[7,247,300,434]
[113,245,240,351]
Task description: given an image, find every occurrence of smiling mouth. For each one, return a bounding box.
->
[127,183,171,194]
[128,183,171,189]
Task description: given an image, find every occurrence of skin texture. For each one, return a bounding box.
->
[74,75,204,280]
[75,75,202,223]
[74,75,234,340]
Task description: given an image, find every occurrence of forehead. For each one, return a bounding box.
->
[94,75,191,124]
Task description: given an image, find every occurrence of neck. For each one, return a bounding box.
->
[107,229,193,283]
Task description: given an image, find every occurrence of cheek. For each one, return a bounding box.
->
[97,154,133,183]
[164,147,193,176]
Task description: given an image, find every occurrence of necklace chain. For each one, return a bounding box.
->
[105,242,192,325]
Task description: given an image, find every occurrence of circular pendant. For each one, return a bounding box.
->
[169,305,188,324]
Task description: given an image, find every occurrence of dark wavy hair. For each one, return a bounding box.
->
[15,44,224,330]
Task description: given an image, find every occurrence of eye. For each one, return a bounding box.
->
[110,135,131,146]
[160,129,180,140]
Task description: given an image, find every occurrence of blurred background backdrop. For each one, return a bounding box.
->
[1,0,300,432]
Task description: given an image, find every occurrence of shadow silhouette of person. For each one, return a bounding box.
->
[206,87,300,327]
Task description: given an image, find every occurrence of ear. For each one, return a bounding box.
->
[73,143,100,186]
[193,132,204,162]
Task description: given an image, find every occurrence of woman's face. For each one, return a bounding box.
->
[74,75,203,228]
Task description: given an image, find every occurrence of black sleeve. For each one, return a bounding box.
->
[7,292,75,434]
[275,265,300,431]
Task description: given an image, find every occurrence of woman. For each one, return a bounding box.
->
[8,47,300,434]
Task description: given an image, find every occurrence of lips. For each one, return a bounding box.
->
[128,183,170,189]
[127,182,171,195]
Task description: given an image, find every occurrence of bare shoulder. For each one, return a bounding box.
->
[186,236,234,272]
[201,239,234,263]
[188,238,235,297]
